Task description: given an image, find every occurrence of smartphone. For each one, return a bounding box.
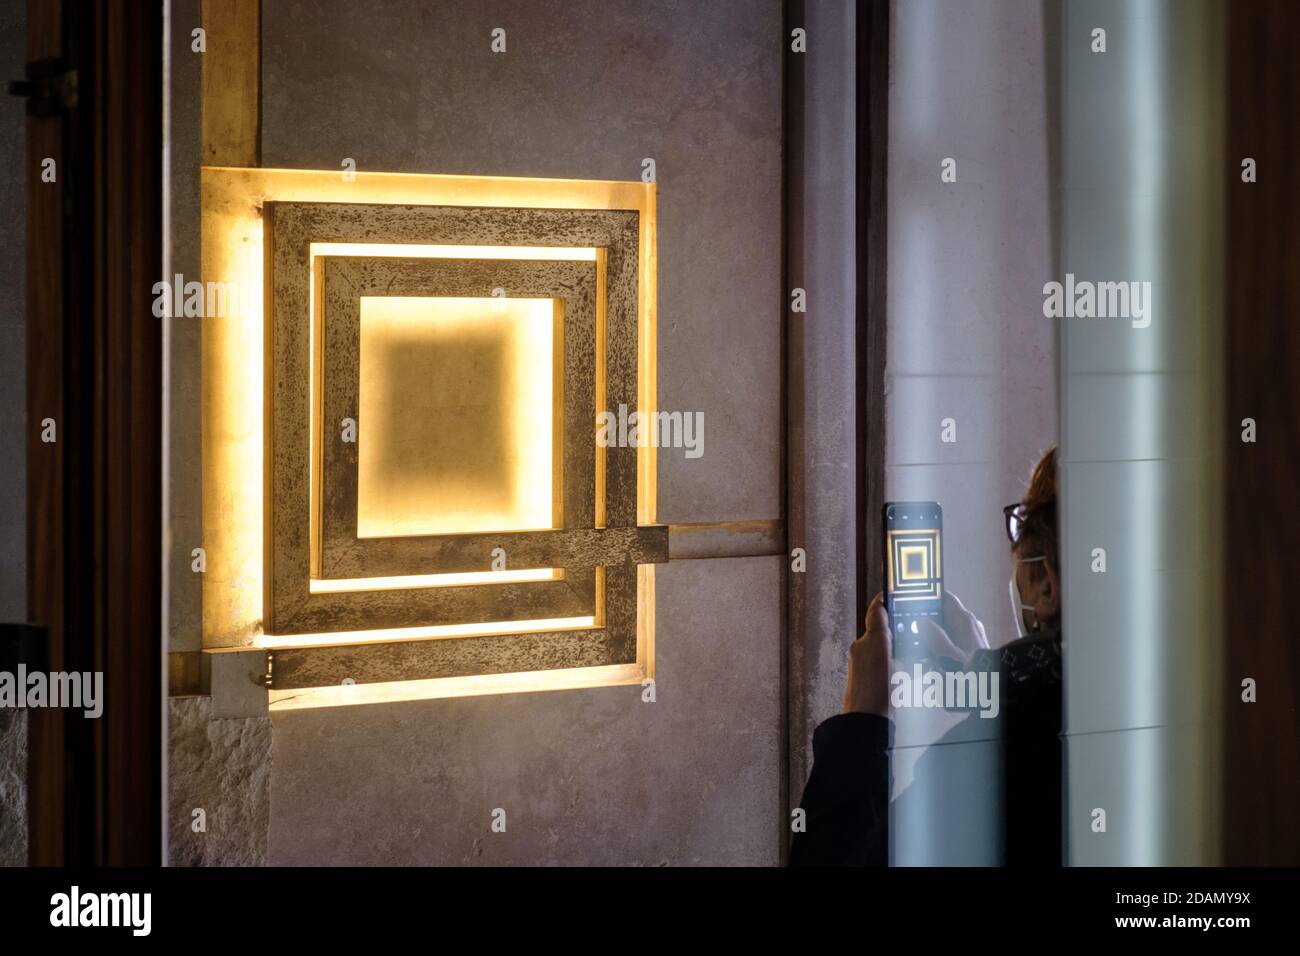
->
[882,500,944,658]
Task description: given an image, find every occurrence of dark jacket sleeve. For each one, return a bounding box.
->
[788,712,891,866]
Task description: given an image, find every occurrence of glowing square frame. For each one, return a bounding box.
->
[310,255,601,634]
[200,167,658,705]
[348,294,563,541]
[886,529,942,603]
[317,256,601,579]
[264,203,642,636]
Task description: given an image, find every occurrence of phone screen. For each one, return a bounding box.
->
[882,501,944,658]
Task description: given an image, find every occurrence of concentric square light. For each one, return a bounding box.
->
[887,530,941,601]
[356,295,557,539]
[898,544,929,581]
[315,254,602,586]
[200,167,660,703]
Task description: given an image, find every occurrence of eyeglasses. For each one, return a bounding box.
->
[1003,502,1027,544]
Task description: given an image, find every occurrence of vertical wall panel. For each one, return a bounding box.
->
[785,0,859,804]
[1060,0,1224,865]
[250,0,784,864]
[885,0,1056,865]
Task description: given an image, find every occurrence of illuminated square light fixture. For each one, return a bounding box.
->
[899,546,927,580]
[356,294,557,539]
[886,530,941,603]
[200,168,660,706]
[306,254,603,634]
[316,255,602,582]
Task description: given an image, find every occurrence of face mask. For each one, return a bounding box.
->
[1009,555,1047,638]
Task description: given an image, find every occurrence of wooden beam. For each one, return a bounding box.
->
[92,0,164,866]
[25,0,164,866]
[24,0,66,870]
[1224,0,1300,866]
[856,0,888,640]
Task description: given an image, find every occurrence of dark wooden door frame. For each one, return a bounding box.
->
[23,0,67,869]
[23,0,162,866]
[855,0,888,650]
[1224,0,1300,866]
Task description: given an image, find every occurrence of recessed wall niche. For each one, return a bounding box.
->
[200,168,659,707]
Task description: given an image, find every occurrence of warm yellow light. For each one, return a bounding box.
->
[356,295,556,538]
[268,662,645,710]
[309,568,560,593]
[306,243,592,565]
[202,167,655,682]
[899,545,928,580]
[258,615,596,649]
[310,242,597,261]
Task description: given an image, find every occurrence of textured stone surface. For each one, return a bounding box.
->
[785,0,859,803]
[261,0,783,525]
[269,556,781,865]
[271,627,620,688]
[168,697,271,866]
[0,710,26,867]
[172,0,787,865]
[208,648,270,719]
[330,526,666,580]
[167,0,204,654]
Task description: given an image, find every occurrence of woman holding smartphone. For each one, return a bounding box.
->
[789,446,1062,866]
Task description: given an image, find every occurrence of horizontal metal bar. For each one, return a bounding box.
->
[269,628,625,689]
[320,525,670,579]
[667,520,785,560]
[167,651,207,698]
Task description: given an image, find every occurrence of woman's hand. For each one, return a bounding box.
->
[916,590,989,666]
[843,592,893,717]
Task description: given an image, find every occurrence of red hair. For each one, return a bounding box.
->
[1013,445,1058,577]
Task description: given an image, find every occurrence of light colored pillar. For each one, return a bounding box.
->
[1059,0,1225,866]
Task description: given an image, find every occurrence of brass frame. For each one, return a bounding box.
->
[317,256,599,579]
[262,200,657,673]
[199,167,659,702]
